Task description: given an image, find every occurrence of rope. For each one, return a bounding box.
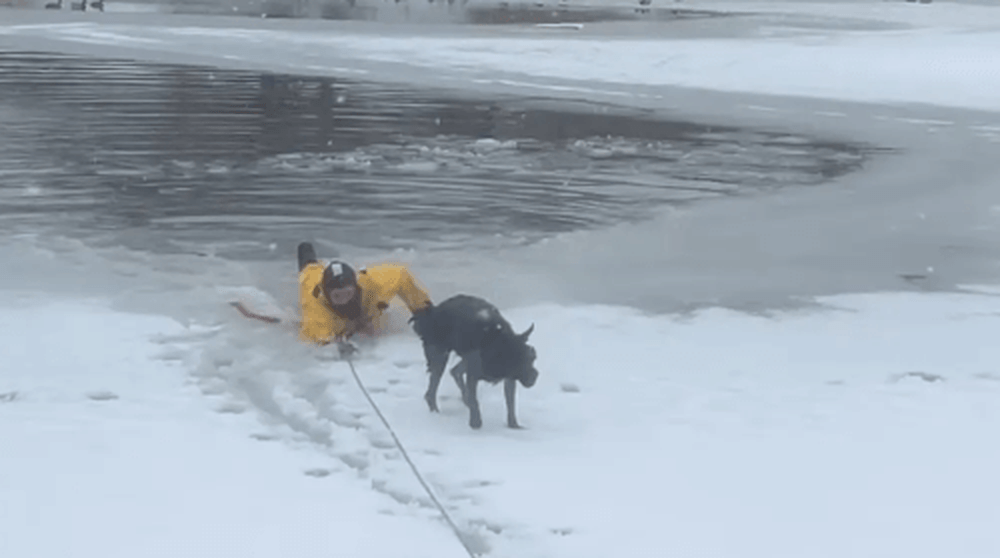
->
[343,356,480,558]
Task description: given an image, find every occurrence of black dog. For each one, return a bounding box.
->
[411,295,538,430]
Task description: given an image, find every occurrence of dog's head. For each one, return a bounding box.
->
[483,323,539,388]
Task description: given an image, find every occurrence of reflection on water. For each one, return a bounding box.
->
[0,50,876,260]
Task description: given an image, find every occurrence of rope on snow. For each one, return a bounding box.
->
[343,355,480,558]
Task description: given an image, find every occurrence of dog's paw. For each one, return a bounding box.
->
[469,415,483,430]
[507,421,524,430]
[424,392,439,412]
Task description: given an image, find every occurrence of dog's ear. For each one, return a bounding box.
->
[518,323,535,342]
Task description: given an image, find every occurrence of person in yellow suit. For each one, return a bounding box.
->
[296,242,434,351]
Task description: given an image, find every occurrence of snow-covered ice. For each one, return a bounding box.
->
[0,294,469,558]
[3,282,1000,558]
[2,1,1000,557]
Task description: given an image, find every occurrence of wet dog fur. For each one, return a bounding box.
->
[412,294,539,430]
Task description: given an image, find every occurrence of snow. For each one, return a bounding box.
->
[0,294,469,558]
[3,284,1000,558]
[349,292,1000,558]
[346,31,1000,112]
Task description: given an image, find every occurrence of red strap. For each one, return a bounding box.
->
[230,301,281,324]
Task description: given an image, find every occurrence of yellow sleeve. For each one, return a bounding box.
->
[367,264,433,313]
[298,263,349,344]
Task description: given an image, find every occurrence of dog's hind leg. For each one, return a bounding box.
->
[504,378,522,429]
[297,242,318,272]
[423,344,449,413]
[466,376,482,429]
[459,352,484,430]
[449,359,468,407]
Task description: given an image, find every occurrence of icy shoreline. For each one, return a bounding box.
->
[2,2,1000,118]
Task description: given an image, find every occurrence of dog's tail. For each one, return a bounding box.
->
[408,305,441,344]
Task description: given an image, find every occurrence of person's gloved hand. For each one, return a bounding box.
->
[408,304,435,340]
[337,340,359,359]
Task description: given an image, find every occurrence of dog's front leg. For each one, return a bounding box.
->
[425,369,443,413]
[504,378,522,429]
[460,353,484,429]
[465,376,482,429]
[423,344,449,413]
[449,360,468,406]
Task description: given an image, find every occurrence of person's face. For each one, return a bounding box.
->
[327,284,357,306]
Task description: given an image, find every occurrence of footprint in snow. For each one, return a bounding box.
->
[560,383,581,393]
[889,371,945,384]
[0,391,19,403]
[213,358,234,369]
[156,349,186,362]
[370,436,396,450]
[392,360,418,369]
[339,452,370,471]
[215,402,246,414]
[374,483,419,507]
[462,479,499,488]
[304,468,333,478]
[551,527,574,536]
[87,391,119,402]
[200,384,227,396]
[468,519,505,535]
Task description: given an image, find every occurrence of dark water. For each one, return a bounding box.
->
[0,49,875,261]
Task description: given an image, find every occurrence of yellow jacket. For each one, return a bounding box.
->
[298,262,432,345]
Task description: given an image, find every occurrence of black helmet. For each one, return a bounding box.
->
[322,260,357,291]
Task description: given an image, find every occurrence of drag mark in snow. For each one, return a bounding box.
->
[0,391,18,403]
[190,333,503,556]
